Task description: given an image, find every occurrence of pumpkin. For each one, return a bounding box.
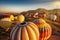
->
[14,15,25,24]
[33,18,52,40]
[10,22,39,40]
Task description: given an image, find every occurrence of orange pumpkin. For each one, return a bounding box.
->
[10,22,39,40]
[34,18,52,40]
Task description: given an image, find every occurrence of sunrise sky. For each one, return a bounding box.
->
[0,0,60,13]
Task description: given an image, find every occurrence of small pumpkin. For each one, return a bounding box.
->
[10,22,39,40]
[34,18,52,40]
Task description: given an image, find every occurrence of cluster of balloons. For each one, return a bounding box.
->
[10,14,52,40]
[0,15,25,31]
[0,13,52,40]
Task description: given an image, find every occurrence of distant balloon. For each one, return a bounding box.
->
[1,18,12,22]
[48,14,57,21]
[0,18,12,31]
[10,15,14,21]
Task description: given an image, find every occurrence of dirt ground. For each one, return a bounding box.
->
[0,35,60,40]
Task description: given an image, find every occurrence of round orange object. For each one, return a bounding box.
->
[34,18,52,40]
[10,22,39,40]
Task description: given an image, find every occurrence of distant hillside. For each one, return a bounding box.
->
[0,8,60,22]
[48,9,60,22]
[48,9,60,15]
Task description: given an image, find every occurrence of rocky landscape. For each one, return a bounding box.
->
[0,8,60,40]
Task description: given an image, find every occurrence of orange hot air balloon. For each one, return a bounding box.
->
[33,18,52,40]
[10,22,39,40]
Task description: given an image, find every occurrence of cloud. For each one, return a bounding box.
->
[0,0,60,13]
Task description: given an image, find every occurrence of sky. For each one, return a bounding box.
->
[0,0,60,13]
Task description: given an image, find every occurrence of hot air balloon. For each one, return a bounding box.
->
[34,18,52,40]
[47,14,57,21]
[14,15,25,24]
[10,15,14,21]
[10,22,39,40]
[0,18,12,31]
[39,12,47,19]
[33,13,39,18]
